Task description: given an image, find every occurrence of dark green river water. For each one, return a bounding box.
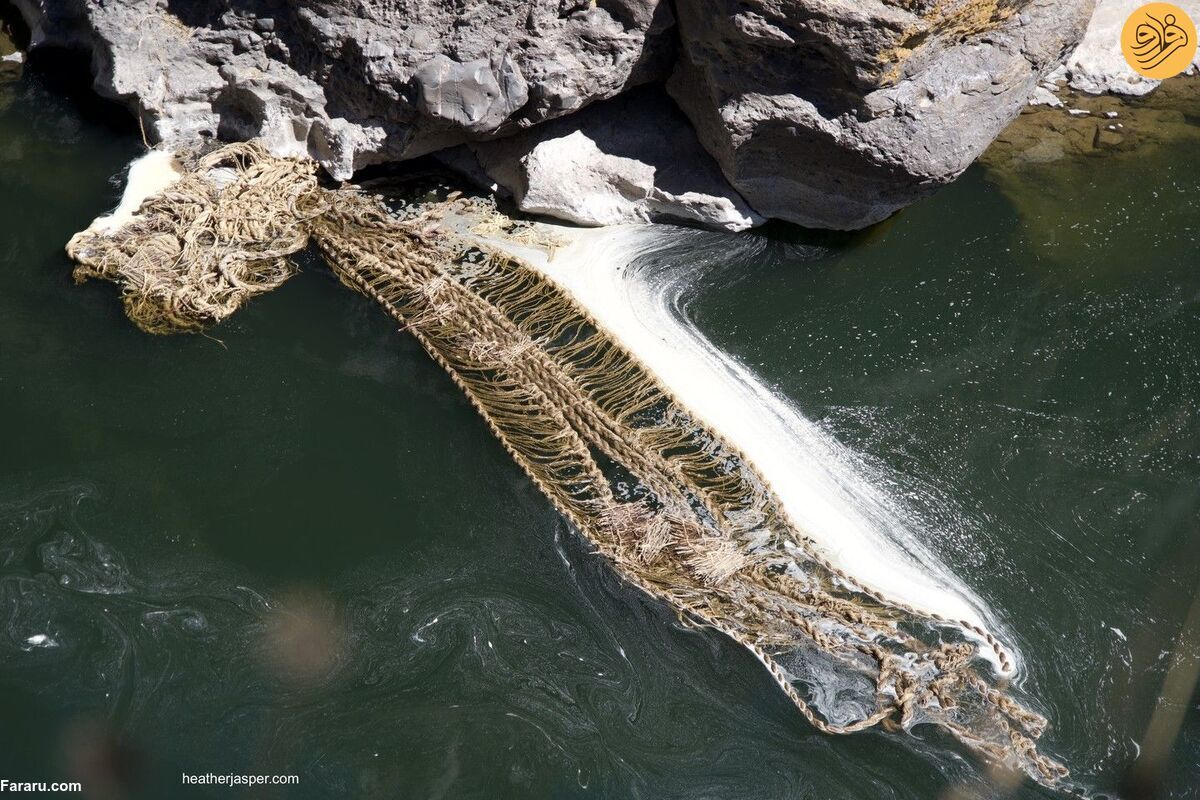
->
[1,51,1198,799]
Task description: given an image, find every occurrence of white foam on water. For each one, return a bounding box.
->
[88,150,182,235]
[485,222,1017,674]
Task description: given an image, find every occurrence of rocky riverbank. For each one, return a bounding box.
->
[987,75,1200,170]
[0,12,22,81]
[6,0,1101,231]
[979,0,1199,245]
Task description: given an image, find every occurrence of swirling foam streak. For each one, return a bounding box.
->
[487,223,1018,674]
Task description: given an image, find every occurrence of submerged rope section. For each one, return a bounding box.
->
[67,142,1068,785]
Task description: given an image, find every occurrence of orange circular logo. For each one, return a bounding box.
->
[1122,3,1197,79]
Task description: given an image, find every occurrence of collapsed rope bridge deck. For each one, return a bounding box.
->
[66,142,1068,786]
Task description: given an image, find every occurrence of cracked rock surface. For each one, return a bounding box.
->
[12,0,1096,230]
[669,0,1095,229]
[468,88,762,231]
[13,0,673,179]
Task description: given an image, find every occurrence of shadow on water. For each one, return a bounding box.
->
[0,1,29,48]
[758,214,902,252]
[22,51,136,135]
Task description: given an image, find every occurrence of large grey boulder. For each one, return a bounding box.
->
[11,0,674,179]
[468,88,762,231]
[11,0,1099,230]
[668,0,1096,229]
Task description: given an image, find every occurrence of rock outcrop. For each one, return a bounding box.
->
[0,20,21,81]
[997,0,1199,177]
[467,88,761,231]
[1051,0,1200,96]
[668,0,1095,229]
[11,0,674,179]
[9,0,1099,230]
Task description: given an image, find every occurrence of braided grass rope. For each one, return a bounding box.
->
[67,141,1068,786]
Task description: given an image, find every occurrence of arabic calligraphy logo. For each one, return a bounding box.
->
[1122,3,1197,79]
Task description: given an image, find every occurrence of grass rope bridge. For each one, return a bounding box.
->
[67,141,1069,787]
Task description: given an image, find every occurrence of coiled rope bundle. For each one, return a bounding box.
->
[67,141,1068,786]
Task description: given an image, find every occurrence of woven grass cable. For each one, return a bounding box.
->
[66,141,1069,786]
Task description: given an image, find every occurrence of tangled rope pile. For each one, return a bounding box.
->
[68,145,328,333]
[67,141,1068,786]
